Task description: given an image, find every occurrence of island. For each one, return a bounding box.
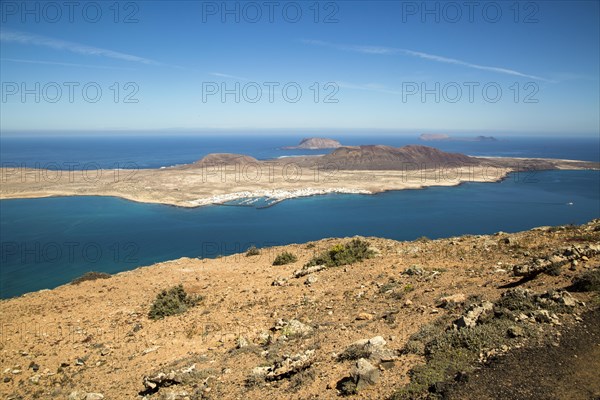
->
[420,133,498,142]
[0,145,597,207]
[282,137,342,149]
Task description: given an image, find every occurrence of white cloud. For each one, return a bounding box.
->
[1,58,136,71]
[302,39,552,82]
[210,72,250,81]
[1,29,160,65]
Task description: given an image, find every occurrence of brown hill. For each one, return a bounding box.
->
[314,145,476,170]
[192,153,259,166]
[283,137,342,150]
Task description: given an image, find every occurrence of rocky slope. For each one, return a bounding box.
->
[1,220,599,400]
[308,145,475,170]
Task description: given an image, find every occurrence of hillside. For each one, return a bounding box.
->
[1,220,599,399]
[310,145,476,170]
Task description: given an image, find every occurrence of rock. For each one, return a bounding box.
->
[368,336,387,347]
[454,301,493,329]
[304,275,318,285]
[437,293,466,308]
[29,362,39,372]
[351,358,380,390]
[257,331,271,345]
[356,312,374,321]
[293,264,327,278]
[85,394,104,400]
[250,366,270,378]
[142,364,197,393]
[403,265,424,276]
[533,310,560,324]
[271,278,288,286]
[277,319,313,338]
[68,392,83,400]
[29,374,40,384]
[252,350,315,382]
[507,325,524,338]
[160,391,190,400]
[236,336,249,349]
[503,237,518,246]
[342,336,397,365]
[143,345,161,355]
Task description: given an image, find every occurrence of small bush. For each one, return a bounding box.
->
[337,344,371,362]
[403,284,415,293]
[246,246,260,256]
[273,252,298,266]
[570,268,600,292]
[71,271,111,285]
[304,239,374,269]
[148,284,201,320]
[336,377,358,396]
[379,281,398,294]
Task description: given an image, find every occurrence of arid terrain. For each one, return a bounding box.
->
[1,220,599,400]
[0,145,598,208]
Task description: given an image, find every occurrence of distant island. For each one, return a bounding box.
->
[1,144,597,208]
[420,133,498,142]
[282,137,342,150]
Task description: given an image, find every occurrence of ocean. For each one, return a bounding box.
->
[0,134,599,298]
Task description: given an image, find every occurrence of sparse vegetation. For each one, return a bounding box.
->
[148,284,201,320]
[70,271,111,285]
[379,280,398,294]
[393,288,577,399]
[337,344,371,361]
[304,238,374,269]
[246,246,260,256]
[272,251,298,265]
[570,268,600,292]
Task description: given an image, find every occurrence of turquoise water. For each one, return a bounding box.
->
[1,170,598,298]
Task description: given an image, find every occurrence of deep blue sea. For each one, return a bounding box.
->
[1,134,599,169]
[1,134,599,298]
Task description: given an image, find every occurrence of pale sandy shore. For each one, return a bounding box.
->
[0,156,597,207]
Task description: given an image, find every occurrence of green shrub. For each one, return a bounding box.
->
[304,239,374,269]
[272,251,298,265]
[246,246,260,256]
[148,284,201,320]
[337,344,371,362]
[71,271,111,285]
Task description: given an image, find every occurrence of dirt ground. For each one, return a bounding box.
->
[0,220,599,399]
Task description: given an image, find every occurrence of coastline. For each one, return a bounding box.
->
[0,165,513,208]
[1,153,598,208]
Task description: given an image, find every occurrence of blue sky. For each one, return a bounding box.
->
[1,0,599,135]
